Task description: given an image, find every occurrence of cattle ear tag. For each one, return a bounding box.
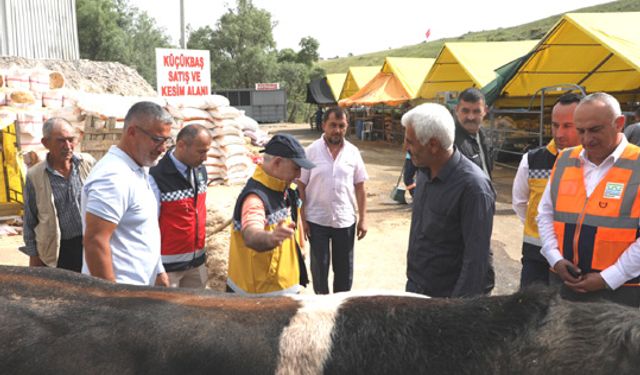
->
[603,182,624,199]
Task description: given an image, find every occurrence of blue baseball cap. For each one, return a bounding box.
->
[261,134,316,169]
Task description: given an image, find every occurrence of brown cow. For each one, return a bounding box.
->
[0,265,638,374]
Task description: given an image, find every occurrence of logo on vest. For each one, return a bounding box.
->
[603,182,624,199]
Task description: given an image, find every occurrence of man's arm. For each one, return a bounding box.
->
[452,190,495,297]
[83,212,117,282]
[511,154,529,223]
[240,194,295,252]
[536,183,581,283]
[354,151,369,240]
[297,181,310,241]
[20,177,43,265]
[243,222,295,252]
[354,182,367,240]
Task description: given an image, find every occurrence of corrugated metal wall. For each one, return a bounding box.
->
[0,0,79,59]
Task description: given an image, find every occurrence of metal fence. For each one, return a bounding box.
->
[0,0,79,60]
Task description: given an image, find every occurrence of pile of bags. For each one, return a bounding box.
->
[0,66,75,166]
[0,66,269,186]
[165,95,268,185]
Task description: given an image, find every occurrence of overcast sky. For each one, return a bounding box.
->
[130,0,612,59]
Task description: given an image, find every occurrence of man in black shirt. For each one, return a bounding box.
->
[402,103,496,298]
[454,88,492,178]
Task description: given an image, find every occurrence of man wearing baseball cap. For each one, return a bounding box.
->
[227,134,315,295]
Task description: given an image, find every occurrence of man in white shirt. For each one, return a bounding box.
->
[512,93,580,288]
[82,101,173,286]
[537,92,640,307]
[298,107,368,294]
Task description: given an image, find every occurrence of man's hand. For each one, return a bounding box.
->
[155,272,170,287]
[565,272,607,293]
[29,256,45,267]
[270,221,296,247]
[357,218,368,240]
[553,259,582,283]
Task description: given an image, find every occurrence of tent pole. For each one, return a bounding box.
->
[577,53,613,87]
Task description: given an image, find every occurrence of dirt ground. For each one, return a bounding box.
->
[0,123,524,295]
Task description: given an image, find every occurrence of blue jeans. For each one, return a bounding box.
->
[308,222,355,294]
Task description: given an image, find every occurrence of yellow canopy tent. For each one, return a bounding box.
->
[339,57,435,107]
[416,40,538,101]
[496,12,640,108]
[0,112,25,216]
[339,66,381,100]
[325,73,347,103]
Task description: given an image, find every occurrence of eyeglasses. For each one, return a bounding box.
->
[135,126,172,146]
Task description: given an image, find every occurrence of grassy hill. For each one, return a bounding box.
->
[318,0,640,74]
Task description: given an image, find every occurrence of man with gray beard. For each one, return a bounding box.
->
[82,101,173,286]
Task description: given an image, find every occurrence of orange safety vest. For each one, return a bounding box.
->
[550,144,640,286]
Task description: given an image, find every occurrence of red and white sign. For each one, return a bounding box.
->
[156,48,211,96]
[255,82,280,91]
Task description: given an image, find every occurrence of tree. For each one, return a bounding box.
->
[277,48,298,64]
[187,0,323,122]
[126,12,172,85]
[76,0,129,62]
[189,0,278,89]
[296,36,320,66]
[76,0,172,86]
[276,62,310,122]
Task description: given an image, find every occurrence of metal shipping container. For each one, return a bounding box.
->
[0,0,79,60]
[214,88,287,123]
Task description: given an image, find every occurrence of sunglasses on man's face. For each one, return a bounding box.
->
[135,126,172,146]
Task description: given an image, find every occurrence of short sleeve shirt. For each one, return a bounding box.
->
[299,136,368,228]
[81,146,162,285]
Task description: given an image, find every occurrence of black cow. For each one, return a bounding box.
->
[0,265,638,374]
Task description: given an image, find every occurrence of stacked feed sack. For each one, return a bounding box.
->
[203,184,243,290]
[0,66,84,166]
[77,93,167,130]
[165,95,260,186]
[236,114,269,146]
[1,68,49,166]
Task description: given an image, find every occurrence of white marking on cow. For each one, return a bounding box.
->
[275,290,429,374]
[275,294,345,375]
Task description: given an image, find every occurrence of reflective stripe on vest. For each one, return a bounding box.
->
[550,144,640,285]
[227,165,301,295]
[161,249,206,264]
[523,141,557,247]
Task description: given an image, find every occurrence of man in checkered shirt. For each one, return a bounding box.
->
[512,93,581,288]
[21,118,95,272]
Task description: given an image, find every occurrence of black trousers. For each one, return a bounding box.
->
[308,222,355,294]
[57,236,83,272]
[402,158,417,196]
[520,257,550,289]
